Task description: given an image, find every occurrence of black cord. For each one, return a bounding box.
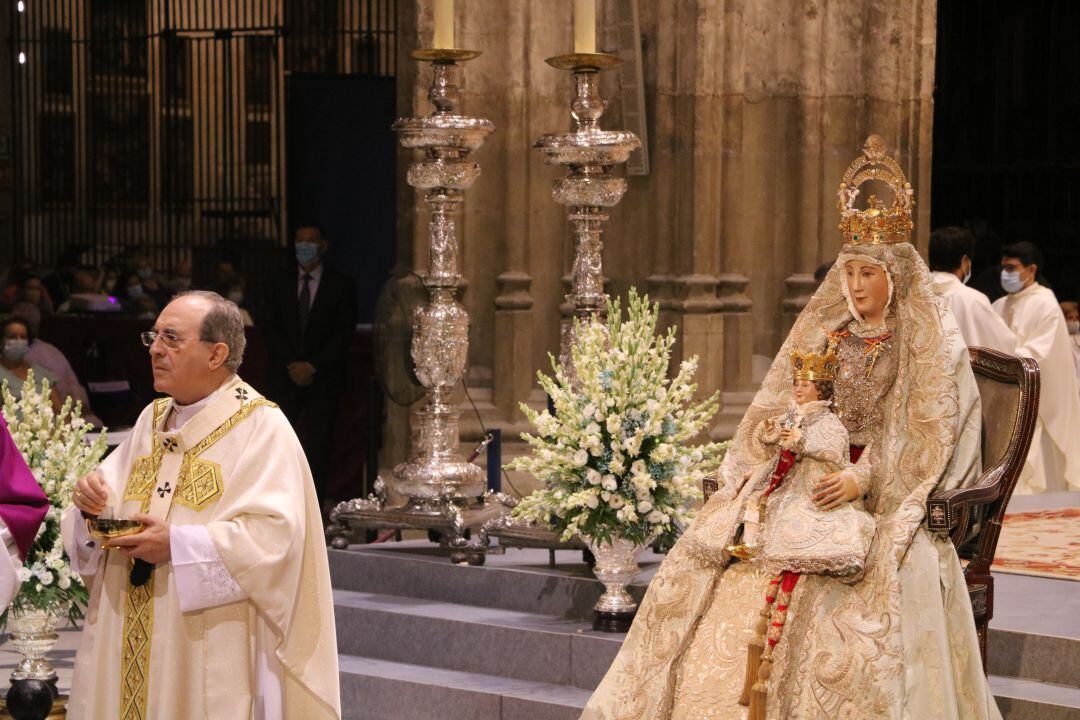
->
[460,375,525,497]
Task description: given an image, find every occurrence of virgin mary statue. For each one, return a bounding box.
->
[581,136,1001,720]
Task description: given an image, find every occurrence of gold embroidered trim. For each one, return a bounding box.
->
[120,572,153,720]
[123,399,170,504]
[117,392,273,719]
[170,398,274,512]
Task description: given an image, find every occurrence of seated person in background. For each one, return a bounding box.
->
[0,316,62,413]
[226,277,255,327]
[115,273,160,318]
[1,271,54,316]
[166,255,194,295]
[13,302,102,427]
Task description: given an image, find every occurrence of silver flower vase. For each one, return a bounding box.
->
[2,605,68,719]
[588,538,646,633]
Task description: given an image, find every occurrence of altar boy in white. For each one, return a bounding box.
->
[61,291,341,720]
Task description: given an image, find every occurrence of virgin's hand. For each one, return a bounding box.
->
[779,428,795,444]
[812,470,860,511]
[73,471,108,516]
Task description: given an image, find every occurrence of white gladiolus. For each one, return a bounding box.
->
[3,370,106,617]
[508,289,727,546]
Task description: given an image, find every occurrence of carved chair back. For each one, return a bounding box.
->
[926,347,1040,670]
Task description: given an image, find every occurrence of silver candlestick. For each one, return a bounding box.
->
[534,53,640,374]
[327,49,515,565]
[392,48,493,505]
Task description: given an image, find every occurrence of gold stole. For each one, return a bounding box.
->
[118,377,274,720]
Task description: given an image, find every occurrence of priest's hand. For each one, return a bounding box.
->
[73,471,108,516]
[110,514,171,564]
[812,470,861,511]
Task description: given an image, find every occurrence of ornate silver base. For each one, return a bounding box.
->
[392,457,486,503]
[588,539,646,633]
[326,478,516,565]
[479,519,591,568]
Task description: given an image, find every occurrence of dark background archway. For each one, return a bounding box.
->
[931,0,1080,304]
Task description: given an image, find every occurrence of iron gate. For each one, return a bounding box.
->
[10,0,396,290]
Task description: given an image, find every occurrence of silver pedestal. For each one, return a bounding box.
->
[533,52,640,373]
[328,48,512,563]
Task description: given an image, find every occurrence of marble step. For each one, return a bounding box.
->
[333,588,620,690]
[338,654,589,720]
[989,574,1080,688]
[990,676,1080,720]
[328,543,659,621]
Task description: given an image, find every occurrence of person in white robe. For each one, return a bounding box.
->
[993,242,1080,494]
[62,290,341,720]
[928,226,1015,354]
[1060,301,1080,393]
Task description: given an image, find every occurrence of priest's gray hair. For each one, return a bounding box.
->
[174,290,246,372]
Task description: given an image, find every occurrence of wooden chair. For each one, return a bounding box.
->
[926,347,1040,671]
[701,347,1040,673]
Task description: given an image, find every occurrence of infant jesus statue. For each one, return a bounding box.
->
[727,347,875,577]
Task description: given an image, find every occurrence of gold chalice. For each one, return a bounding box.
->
[85,518,144,549]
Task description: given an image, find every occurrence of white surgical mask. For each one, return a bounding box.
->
[1068,320,1080,335]
[1001,270,1025,294]
[127,284,145,299]
[962,259,972,285]
[3,339,29,363]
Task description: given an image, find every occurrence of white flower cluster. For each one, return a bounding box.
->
[2,370,107,620]
[510,289,727,546]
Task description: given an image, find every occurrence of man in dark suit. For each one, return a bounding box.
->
[261,224,357,511]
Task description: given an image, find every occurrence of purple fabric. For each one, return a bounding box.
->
[0,415,48,561]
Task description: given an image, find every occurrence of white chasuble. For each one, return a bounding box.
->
[994,283,1080,493]
[60,375,341,720]
[931,272,1016,354]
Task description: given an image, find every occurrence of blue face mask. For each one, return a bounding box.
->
[295,242,320,265]
[1001,269,1025,294]
[136,266,153,281]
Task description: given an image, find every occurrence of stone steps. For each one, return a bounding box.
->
[333,589,620,689]
[989,676,1080,720]
[339,655,589,720]
[330,542,1080,719]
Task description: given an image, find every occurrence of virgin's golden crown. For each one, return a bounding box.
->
[837,135,915,245]
[791,347,838,382]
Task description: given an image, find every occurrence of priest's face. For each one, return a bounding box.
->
[844,260,890,324]
[148,296,220,404]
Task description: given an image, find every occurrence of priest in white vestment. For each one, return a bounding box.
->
[1060,301,1080,392]
[993,242,1080,494]
[929,227,1015,353]
[62,291,341,720]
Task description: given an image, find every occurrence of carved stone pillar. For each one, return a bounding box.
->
[493,271,534,417]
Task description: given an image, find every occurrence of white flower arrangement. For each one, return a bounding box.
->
[510,289,727,547]
[2,369,107,625]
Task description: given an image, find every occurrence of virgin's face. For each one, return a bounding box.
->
[845,260,890,322]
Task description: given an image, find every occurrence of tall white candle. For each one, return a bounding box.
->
[434,0,454,49]
[574,0,596,54]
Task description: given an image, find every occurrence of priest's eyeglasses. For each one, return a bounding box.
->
[140,331,204,350]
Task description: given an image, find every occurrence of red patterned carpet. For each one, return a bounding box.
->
[992,507,1080,581]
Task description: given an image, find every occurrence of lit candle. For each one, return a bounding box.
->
[433,0,454,49]
[574,0,596,54]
